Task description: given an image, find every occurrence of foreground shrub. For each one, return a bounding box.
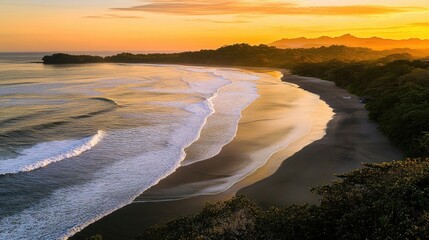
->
[140,196,260,240]
[138,158,429,240]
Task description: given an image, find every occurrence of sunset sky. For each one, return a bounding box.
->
[1,0,429,52]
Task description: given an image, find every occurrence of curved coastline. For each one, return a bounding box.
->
[133,71,333,202]
[0,64,263,240]
[71,68,336,239]
[239,73,403,206]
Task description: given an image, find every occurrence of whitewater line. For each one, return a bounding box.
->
[0,130,105,175]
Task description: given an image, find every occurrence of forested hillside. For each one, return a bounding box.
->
[292,59,429,157]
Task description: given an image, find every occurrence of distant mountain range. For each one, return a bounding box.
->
[270,34,429,50]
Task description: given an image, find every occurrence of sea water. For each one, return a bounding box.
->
[0,53,261,239]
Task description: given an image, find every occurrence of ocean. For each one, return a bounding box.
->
[0,53,332,239]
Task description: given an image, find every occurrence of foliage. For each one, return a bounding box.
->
[138,158,429,240]
[292,59,429,157]
[314,158,429,239]
[42,53,104,64]
[139,196,260,240]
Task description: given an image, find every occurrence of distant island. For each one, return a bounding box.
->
[270,34,429,51]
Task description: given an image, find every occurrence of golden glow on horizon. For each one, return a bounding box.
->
[1,0,429,52]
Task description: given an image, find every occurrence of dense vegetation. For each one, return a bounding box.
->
[43,44,416,68]
[138,158,429,240]
[42,53,104,64]
[292,59,429,157]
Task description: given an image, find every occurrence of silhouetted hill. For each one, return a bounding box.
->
[270,34,429,53]
[42,53,104,64]
[42,44,416,67]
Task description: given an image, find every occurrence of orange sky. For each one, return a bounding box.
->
[1,0,429,52]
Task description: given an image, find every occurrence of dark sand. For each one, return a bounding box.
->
[239,74,403,206]
[72,73,402,240]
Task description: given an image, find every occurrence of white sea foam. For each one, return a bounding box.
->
[0,65,265,240]
[181,68,260,166]
[143,67,254,167]
[136,71,334,202]
[0,130,105,175]
[0,101,215,240]
[189,93,330,198]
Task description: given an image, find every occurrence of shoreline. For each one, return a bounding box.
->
[71,70,402,239]
[238,73,403,206]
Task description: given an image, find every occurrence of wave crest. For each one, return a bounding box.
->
[89,97,120,106]
[0,130,105,175]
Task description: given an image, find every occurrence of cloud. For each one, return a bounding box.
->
[85,14,143,19]
[111,0,425,16]
[410,22,429,27]
[187,19,250,24]
[272,25,411,35]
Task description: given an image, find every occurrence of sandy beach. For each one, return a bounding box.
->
[72,72,402,240]
[239,73,403,206]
